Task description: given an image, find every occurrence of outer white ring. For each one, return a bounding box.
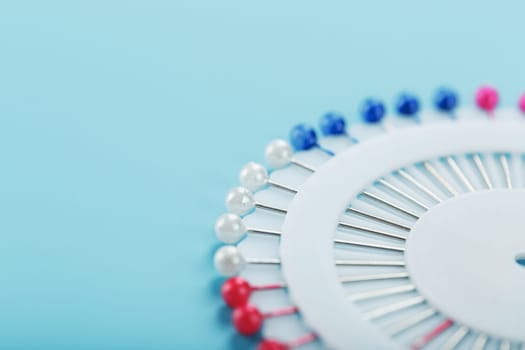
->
[280,121,525,349]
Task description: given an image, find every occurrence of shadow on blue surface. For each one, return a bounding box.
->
[216,304,231,326]
[217,303,260,349]
[230,332,260,350]
[209,276,226,298]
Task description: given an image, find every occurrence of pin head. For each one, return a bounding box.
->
[396,93,420,117]
[232,303,263,336]
[319,112,346,136]
[475,85,498,113]
[215,213,246,243]
[214,245,246,276]
[239,162,268,191]
[361,98,386,124]
[221,276,251,308]
[258,339,289,350]
[434,88,458,112]
[225,187,255,215]
[265,140,293,169]
[519,93,525,113]
[289,124,318,151]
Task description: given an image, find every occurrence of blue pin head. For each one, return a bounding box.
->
[289,124,318,151]
[434,88,459,112]
[319,112,346,136]
[361,99,386,124]
[396,93,420,117]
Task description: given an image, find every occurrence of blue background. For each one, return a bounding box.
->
[0,1,523,349]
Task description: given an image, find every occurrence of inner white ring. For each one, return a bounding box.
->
[281,121,525,349]
[406,190,525,342]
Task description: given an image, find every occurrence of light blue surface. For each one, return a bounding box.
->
[0,1,524,349]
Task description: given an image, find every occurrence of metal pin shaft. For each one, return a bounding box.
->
[362,296,425,321]
[397,169,442,203]
[361,191,419,219]
[472,154,493,190]
[424,161,458,196]
[447,157,475,192]
[340,272,409,283]
[378,179,429,210]
[338,222,406,240]
[349,283,415,302]
[384,308,437,336]
[334,238,405,252]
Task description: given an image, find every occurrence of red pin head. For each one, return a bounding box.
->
[519,93,525,113]
[221,277,251,308]
[475,85,499,114]
[232,303,263,336]
[257,339,289,350]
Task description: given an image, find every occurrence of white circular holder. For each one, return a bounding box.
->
[212,101,525,350]
[281,121,525,349]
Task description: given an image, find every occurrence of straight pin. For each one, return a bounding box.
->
[264,139,319,172]
[476,85,499,118]
[447,157,475,192]
[349,283,415,302]
[361,191,420,219]
[338,222,406,240]
[499,154,512,189]
[246,257,281,265]
[240,162,299,193]
[472,334,488,350]
[441,326,469,350]
[500,340,511,350]
[411,319,454,350]
[362,296,425,321]
[435,90,481,199]
[336,259,406,267]
[255,202,287,215]
[291,158,316,172]
[214,245,280,276]
[434,88,459,118]
[378,179,430,210]
[319,112,359,143]
[233,304,298,335]
[266,178,298,193]
[221,276,286,308]
[384,308,437,336]
[472,154,493,190]
[215,213,282,243]
[346,207,412,231]
[290,124,335,156]
[397,169,442,203]
[423,161,459,196]
[334,238,405,252]
[340,272,409,283]
[225,187,289,216]
[246,228,282,237]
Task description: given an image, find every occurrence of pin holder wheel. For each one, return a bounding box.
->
[212,86,525,350]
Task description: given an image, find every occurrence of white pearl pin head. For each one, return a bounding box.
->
[214,213,246,243]
[214,245,246,276]
[239,162,269,191]
[265,139,293,169]
[225,187,255,215]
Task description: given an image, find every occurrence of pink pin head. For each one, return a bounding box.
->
[519,93,525,113]
[257,339,289,350]
[475,85,499,114]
